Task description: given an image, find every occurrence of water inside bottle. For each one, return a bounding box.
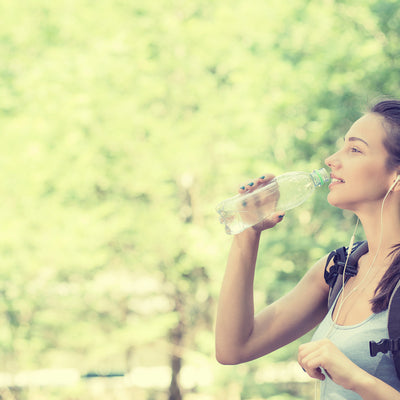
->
[217,168,329,234]
[217,181,279,234]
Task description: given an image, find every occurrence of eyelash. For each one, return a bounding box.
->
[350,147,361,153]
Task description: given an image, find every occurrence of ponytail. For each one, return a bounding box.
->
[371,244,400,312]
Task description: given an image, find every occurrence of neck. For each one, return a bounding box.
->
[356,196,400,265]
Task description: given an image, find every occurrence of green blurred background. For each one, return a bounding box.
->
[0,0,399,399]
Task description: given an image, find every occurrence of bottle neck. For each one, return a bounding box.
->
[310,168,330,187]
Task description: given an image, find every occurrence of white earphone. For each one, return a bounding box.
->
[389,175,400,192]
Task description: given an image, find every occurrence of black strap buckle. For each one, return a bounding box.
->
[370,338,400,357]
[337,261,358,277]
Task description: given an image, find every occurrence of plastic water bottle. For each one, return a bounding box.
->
[216,168,330,235]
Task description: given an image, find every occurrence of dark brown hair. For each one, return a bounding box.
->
[369,99,400,312]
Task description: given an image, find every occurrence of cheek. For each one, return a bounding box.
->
[352,172,390,201]
[352,162,390,191]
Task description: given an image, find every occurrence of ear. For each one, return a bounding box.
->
[390,174,400,192]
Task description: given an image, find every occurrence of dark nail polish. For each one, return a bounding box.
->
[242,201,247,207]
[259,176,265,179]
[240,186,245,190]
[248,182,254,186]
[278,215,284,218]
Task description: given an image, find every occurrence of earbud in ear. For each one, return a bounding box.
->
[389,175,400,192]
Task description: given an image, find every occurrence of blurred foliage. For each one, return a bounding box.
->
[0,0,400,399]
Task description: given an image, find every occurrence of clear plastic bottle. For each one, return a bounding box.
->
[216,168,330,235]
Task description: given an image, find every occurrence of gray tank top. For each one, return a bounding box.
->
[312,292,400,399]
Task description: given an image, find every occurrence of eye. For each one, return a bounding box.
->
[350,147,362,153]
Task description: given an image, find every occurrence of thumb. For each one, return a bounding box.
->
[273,212,285,224]
[251,211,286,232]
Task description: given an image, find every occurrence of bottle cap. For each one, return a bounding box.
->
[312,168,330,187]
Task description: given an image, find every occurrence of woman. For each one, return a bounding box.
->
[215,99,400,399]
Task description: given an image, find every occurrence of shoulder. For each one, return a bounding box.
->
[323,241,368,286]
[295,254,331,299]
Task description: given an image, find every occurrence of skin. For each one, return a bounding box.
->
[215,113,400,398]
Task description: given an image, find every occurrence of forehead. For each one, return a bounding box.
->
[345,113,387,149]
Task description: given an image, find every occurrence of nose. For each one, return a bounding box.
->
[325,150,340,169]
[325,154,332,168]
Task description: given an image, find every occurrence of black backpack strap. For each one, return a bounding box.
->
[347,240,369,268]
[324,241,368,309]
[369,279,400,380]
[388,280,400,380]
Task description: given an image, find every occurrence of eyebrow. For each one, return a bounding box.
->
[345,136,369,147]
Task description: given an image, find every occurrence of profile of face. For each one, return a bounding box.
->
[324,112,397,213]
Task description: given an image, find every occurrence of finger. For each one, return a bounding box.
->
[251,212,284,232]
[307,366,326,381]
[299,363,325,380]
[298,344,326,381]
[298,356,325,380]
[298,345,321,366]
[257,174,275,184]
[245,181,256,191]
[275,212,285,223]
[266,212,285,226]
[238,181,256,193]
[239,174,276,193]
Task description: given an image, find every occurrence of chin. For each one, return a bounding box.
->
[327,192,339,207]
[326,193,355,211]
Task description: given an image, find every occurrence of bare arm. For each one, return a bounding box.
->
[355,374,400,399]
[215,174,330,364]
[215,227,262,364]
[215,225,330,365]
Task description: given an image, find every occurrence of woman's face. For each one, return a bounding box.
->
[325,112,396,212]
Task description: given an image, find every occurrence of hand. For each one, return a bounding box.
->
[238,174,285,232]
[298,339,365,391]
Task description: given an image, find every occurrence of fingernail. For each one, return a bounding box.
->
[248,182,254,186]
[242,201,247,207]
[302,367,306,372]
[259,176,265,179]
[240,186,245,190]
[278,215,284,219]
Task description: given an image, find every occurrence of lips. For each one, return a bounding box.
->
[329,174,345,188]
